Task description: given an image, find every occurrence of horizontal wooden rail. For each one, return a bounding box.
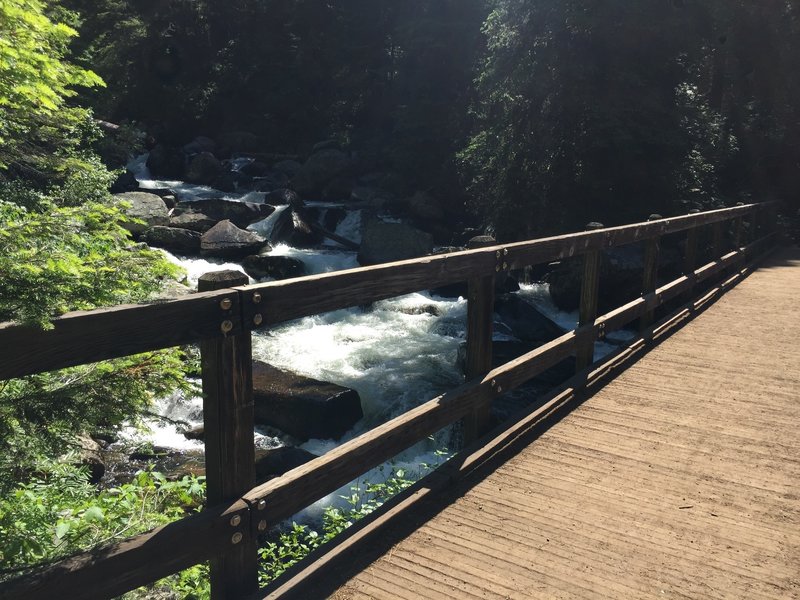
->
[0,202,775,380]
[240,230,775,535]
[0,289,242,380]
[0,202,780,600]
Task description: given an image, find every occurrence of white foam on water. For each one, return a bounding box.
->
[268,243,358,275]
[159,250,251,289]
[248,204,290,238]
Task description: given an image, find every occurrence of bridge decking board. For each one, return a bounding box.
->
[290,246,800,599]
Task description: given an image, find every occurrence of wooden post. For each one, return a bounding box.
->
[711,220,725,259]
[733,203,744,249]
[683,209,700,303]
[198,271,257,600]
[640,214,662,331]
[462,236,496,443]
[576,222,604,372]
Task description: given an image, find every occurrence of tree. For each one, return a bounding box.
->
[460,0,734,241]
[0,0,104,178]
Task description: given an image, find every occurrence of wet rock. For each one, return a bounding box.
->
[241,255,307,281]
[252,362,363,442]
[255,447,318,482]
[266,188,302,208]
[269,209,323,247]
[146,144,184,179]
[406,191,445,222]
[144,226,201,254]
[110,169,139,193]
[495,295,565,343]
[357,222,433,266]
[183,424,205,441]
[322,207,348,232]
[185,152,223,185]
[114,191,169,235]
[210,171,238,193]
[200,220,270,259]
[292,149,352,196]
[176,198,275,229]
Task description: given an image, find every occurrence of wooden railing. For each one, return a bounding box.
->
[0,202,780,599]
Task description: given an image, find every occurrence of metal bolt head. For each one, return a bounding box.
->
[230,515,242,527]
[258,520,267,532]
[503,248,508,256]
[231,532,243,545]
[495,265,501,272]
[491,379,497,388]
[253,292,262,304]
[502,262,508,270]
[253,313,264,326]
[257,499,267,511]
[496,251,501,259]
[220,298,233,311]
[221,320,234,334]
[497,386,503,393]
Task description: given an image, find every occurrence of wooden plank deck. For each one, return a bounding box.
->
[264,246,800,600]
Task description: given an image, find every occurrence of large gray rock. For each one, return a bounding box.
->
[241,255,307,281]
[200,220,270,259]
[146,144,184,179]
[144,226,201,254]
[185,152,223,185]
[175,198,275,229]
[292,149,352,196]
[170,211,218,233]
[358,222,433,266]
[255,447,318,482]
[252,362,363,441]
[115,192,169,235]
[495,295,565,343]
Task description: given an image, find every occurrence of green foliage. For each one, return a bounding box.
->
[0,0,104,175]
[0,197,181,328]
[0,464,205,577]
[259,453,447,586]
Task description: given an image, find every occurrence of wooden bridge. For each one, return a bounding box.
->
[1,202,796,599]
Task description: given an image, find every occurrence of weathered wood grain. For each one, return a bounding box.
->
[0,289,240,380]
[576,223,603,371]
[198,272,258,599]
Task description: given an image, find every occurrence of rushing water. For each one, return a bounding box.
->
[123,153,628,516]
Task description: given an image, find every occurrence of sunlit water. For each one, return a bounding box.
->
[123,153,632,520]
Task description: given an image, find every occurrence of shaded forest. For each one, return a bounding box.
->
[59,0,800,239]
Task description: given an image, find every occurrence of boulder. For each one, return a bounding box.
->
[547,246,647,313]
[241,255,307,281]
[272,160,303,178]
[494,295,564,343]
[292,149,351,196]
[200,220,270,259]
[210,171,238,193]
[406,191,445,222]
[255,447,318,482]
[185,152,223,185]
[175,198,275,229]
[182,424,205,441]
[114,192,169,235]
[146,144,184,179]
[252,362,363,441]
[170,211,218,233]
[357,222,433,266]
[322,175,355,201]
[110,169,139,193]
[144,226,201,254]
[269,209,323,247]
